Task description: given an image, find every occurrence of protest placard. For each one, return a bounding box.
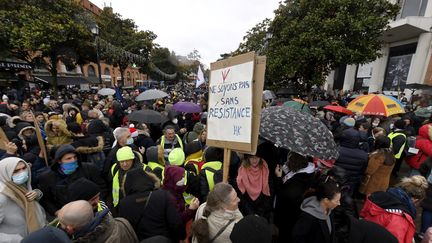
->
[206,52,266,181]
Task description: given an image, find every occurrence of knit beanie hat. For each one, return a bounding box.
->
[168,148,185,166]
[343,117,355,127]
[116,146,135,161]
[68,178,100,202]
[129,124,138,138]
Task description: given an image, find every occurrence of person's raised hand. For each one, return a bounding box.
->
[188,197,200,210]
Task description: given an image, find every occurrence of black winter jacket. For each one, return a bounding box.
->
[38,162,107,217]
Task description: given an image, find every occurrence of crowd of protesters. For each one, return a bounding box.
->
[0,84,431,243]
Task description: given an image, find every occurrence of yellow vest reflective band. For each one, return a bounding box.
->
[202,161,222,191]
[148,162,164,172]
[160,134,184,151]
[111,164,120,207]
[97,202,103,212]
[182,171,193,205]
[388,132,407,159]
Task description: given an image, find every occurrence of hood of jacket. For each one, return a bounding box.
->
[21,226,71,243]
[0,157,32,191]
[73,208,110,241]
[301,196,330,220]
[51,144,82,171]
[340,128,360,149]
[123,168,158,195]
[15,121,35,140]
[418,124,432,141]
[45,119,71,137]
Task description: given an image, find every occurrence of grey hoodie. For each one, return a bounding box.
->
[300,196,332,233]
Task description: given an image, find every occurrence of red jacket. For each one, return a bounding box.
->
[360,197,415,243]
[406,124,432,169]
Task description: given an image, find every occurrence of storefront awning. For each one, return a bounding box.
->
[0,60,32,71]
[34,75,89,85]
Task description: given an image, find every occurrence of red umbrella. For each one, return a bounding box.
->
[324,105,354,115]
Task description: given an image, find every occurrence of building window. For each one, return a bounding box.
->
[127,71,131,81]
[104,67,110,76]
[383,43,417,91]
[397,0,429,19]
[88,65,96,77]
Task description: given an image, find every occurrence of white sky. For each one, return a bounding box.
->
[90,0,280,67]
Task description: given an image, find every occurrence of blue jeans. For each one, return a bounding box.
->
[422,209,432,233]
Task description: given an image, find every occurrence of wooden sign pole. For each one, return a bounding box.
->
[0,127,9,151]
[223,148,232,183]
[31,112,49,166]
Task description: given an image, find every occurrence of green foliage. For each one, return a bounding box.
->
[235,18,271,55]
[233,0,399,92]
[265,0,399,92]
[97,7,156,86]
[146,47,179,81]
[0,0,95,96]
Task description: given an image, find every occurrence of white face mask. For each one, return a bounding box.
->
[176,177,185,186]
[372,122,379,127]
[172,118,178,124]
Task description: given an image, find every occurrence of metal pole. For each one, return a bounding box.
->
[96,37,102,84]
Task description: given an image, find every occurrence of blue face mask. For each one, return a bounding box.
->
[126,138,134,145]
[12,170,29,185]
[60,161,79,175]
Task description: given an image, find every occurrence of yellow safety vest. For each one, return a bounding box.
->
[148,161,165,180]
[111,163,148,207]
[388,132,407,159]
[181,170,194,205]
[160,134,184,151]
[201,161,222,191]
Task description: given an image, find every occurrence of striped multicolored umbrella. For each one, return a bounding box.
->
[347,94,405,117]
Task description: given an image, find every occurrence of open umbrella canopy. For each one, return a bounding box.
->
[324,105,353,115]
[128,110,168,124]
[415,106,432,118]
[260,106,338,160]
[173,102,201,113]
[283,100,311,114]
[309,100,330,107]
[347,94,405,117]
[97,88,115,96]
[136,89,168,101]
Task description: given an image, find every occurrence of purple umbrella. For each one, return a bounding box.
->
[173,102,201,113]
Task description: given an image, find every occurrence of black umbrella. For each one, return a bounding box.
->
[309,100,330,107]
[260,106,338,160]
[128,110,168,124]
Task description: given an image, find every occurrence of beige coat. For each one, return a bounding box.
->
[193,203,243,243]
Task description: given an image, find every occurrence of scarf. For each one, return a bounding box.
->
[282,162,315,183]
[3,181,41,233]
[236,159,270,201]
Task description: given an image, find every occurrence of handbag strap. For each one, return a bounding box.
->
[208,219,235,243]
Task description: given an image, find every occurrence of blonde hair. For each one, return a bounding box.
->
[397,175,428,200]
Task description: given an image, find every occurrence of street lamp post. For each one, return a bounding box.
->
[90,23,103,85]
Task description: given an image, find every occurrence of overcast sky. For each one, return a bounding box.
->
[90,0,280,67]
